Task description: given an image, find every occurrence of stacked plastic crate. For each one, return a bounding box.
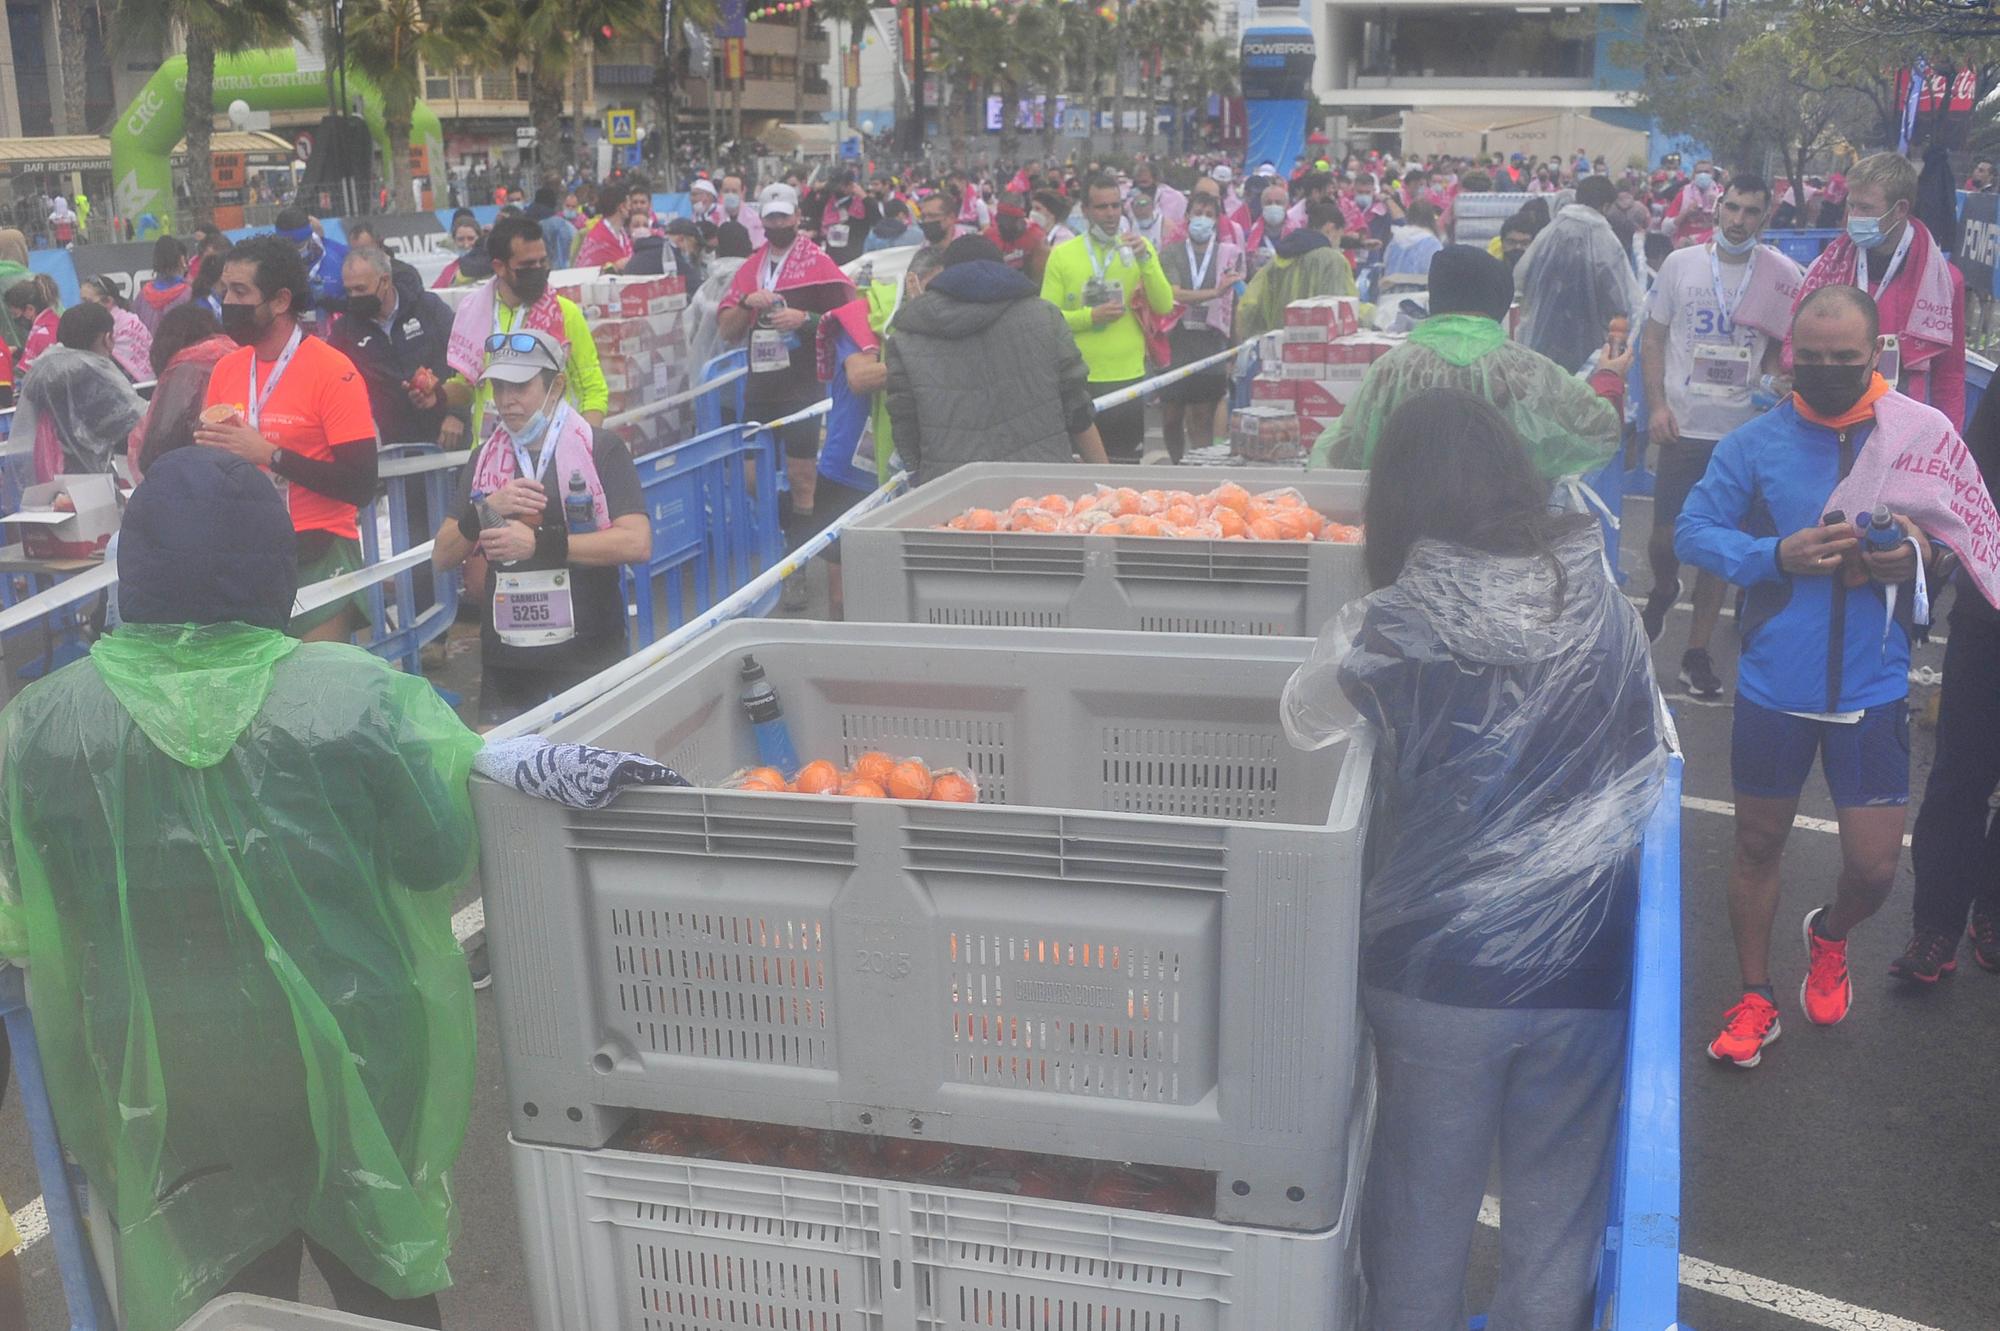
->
[476,619,1376,1331]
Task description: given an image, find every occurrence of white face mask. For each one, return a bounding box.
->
[1262,204,1286,226]
[722,192,742,212]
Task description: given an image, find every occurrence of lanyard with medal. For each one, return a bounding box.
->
[1084,235,1126,308]
[247,324,303,506]
[490,399,580,649]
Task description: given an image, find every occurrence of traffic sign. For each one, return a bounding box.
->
[606,109,638,146]
[516,126,538,145]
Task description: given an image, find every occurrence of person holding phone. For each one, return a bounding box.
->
[1040,174,1175,463]
[1675,286,1972,1068]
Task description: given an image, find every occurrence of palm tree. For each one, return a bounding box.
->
[110,0,302,227]
[55,0,91,135]
[346,0,492,210]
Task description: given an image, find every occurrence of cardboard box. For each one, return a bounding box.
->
[1250,378,1297,407]
[1284,296,1362,341]
[1229,405,1301,462]
[1,474,120,559]
[1294,381,1347,419]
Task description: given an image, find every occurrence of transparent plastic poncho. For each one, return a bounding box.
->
[1283,528,1670,1007]
[1511,204,1641,373]
[1311,314,1621,480]
[0,624,481,1331]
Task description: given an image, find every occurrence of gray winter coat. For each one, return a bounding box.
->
[885,260,1095,485]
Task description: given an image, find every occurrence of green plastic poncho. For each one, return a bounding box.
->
[0,624,481,1331]
[1235,243,1358,338]
[1310,314,1621,480]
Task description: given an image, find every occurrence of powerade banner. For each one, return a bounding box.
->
[1241,25,1315,176]
[1958,190,1999,299]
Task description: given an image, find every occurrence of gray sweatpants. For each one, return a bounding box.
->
[1361,985,1626,1331]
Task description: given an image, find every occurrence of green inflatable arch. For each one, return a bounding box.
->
[109,46,445,222]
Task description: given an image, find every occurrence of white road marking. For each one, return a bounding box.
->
[1681,794,1914,847]
[1478,1196,1951,1331]
[11,899,490,1256]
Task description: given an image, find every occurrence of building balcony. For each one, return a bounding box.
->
[677,78,833,115]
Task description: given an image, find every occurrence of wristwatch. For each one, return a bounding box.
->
[268,446,284,470]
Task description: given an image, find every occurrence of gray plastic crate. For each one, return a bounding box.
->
[841,463,1368,636]
[473,621,1371,1230]
[510,1084,1369,1331]
[180,1296,411,1329]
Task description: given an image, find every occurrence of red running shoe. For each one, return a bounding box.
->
[1970,911,2000,973]
[1801,907,1852,1025]
[1707,992,1782,1067]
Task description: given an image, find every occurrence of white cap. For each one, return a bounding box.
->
[759,183,799,218]
[1210,165,1233,183]
[690,178,718,197]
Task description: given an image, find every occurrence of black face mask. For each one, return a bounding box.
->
[220,300,268,346]
[764,226,797,251]
[1793,362,1873,417]
[346,292,382,321]
[997,215,1024,242]
[510,265,550,302]
[920,220,947,243]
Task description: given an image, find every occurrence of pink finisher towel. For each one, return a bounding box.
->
[447,279,566,381]
[1829,390,2000,609]
[1791,224,1956,367]
[1729,246,1806,341]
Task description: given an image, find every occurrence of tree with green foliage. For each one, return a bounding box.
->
[344,0,495,210]
[108,0,302,227]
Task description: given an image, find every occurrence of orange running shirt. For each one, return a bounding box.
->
[204,333,378,540]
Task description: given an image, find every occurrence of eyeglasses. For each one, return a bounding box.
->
[485,332,546,354]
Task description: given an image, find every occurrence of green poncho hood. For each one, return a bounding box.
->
[0,633,482,1330]
[91,623,300,768]
[1406,314,1508,367]
[1235,245,1359,338]
[1311,334,1621,479]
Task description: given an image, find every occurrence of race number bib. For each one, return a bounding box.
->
[492,567,577,648]
[826,223,850,249]
[750,326,790,373]
[1689,342,1752,397]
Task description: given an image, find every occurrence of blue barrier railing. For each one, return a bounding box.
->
[693,348,749,435]
[624,421,783,647]
[1596,752,1685,1330]
[358,445,465,673]
[1764,228,1842,267]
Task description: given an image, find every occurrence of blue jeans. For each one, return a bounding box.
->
[1362,986,1625,1331]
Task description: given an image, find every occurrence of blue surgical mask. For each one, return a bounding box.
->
[1694,173,1715,190]
[505,382,560,452]
[1715,230,1758,258]
[1262,203,1286,226]
[1186,216,1216,243]
[1848,211,1893,249]
[1353,193,1374,209]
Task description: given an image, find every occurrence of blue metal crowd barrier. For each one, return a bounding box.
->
[693,348,749,434]
[1595,753,1685,1330]
[1764,228,1841,267]
[623,421,783,647]
[358,445,465,673]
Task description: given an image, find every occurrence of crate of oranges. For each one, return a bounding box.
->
[842,463,1368,636]
[470,619,1374,1232]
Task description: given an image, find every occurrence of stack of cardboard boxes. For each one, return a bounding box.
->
[551,273,690,448]
[1241,297,1400,460]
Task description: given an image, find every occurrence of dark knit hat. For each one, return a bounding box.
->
[119,447,298,630]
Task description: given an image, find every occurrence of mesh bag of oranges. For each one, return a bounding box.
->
[721,753,979,803]
[938,482,1362,543]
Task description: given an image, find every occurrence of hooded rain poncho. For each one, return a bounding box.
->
[1512,203,1640,373]
[1282,527,1670,1007]
[1235,234,1358,337]
[1311,314,1621,479]
[0,624,481,1331]
[15,343,145,478]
